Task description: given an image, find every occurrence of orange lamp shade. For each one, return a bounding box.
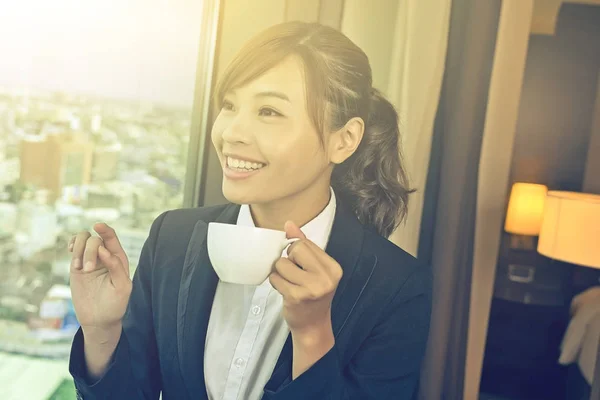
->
[504,183,548,236]
[538,191,600,269]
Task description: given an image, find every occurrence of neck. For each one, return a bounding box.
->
[249,184,331,231]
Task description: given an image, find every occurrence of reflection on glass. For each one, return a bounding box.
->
[0,1,204,398]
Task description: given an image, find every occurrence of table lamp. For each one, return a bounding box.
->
[537,191,600,269]
[505,182,548,250]
[536,190,600,398]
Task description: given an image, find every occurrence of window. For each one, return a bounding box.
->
[0,1,218,398]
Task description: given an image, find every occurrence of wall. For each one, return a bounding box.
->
[510,4,600,191]
[583,71,600,193]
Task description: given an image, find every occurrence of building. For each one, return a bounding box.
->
[14,200,58,260]
[19,132,94,203]
[91,143,121,182]
[83,181,137,215]
[91,114,102,133]
[0,203,18,235]
[0,233,18,282]
[85,190,121,209]
[0,233,17,263]
[0,158,20,190]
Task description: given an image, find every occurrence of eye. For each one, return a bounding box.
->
[258,107,283,117]
[221,99,235,111]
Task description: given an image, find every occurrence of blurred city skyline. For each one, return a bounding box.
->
[0,0,204,108]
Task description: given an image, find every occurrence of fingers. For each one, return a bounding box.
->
[269,272,306,303]
[98,245,131,291]
[68,236,76,252]
[71,231,91,271]
[94,223,128,271]
[94,223,124,256]
[287,240,322,273]
[274,257,307,286]
[284,220,306,240]
[83,236,104,272]
[288,239,341,280]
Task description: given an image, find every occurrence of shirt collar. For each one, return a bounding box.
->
[236,187,337,251]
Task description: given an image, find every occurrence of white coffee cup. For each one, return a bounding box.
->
[207,222,299,285]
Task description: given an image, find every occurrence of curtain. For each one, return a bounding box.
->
[417,1,503,398]
[384,0,452,257]
[465,2,536,398]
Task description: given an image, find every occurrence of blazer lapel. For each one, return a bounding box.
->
[177,203,240,400]
[265,203,378,394]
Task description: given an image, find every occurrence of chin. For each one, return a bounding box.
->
[221,182,259,205]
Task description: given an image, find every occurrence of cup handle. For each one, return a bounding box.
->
[282,238,302,267]
[284,238,300,247]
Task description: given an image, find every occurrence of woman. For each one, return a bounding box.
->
[68,22,431,400]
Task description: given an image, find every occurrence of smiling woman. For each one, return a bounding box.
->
[66,20,431,400]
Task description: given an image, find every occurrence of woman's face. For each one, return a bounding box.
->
[211,56,333,206]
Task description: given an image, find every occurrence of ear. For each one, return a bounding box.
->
[328,117,365,164]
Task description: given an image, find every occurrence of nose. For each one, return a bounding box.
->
[221,114,253,144]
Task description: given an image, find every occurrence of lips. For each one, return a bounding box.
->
[223,164,264,180]
[223,151,266,163]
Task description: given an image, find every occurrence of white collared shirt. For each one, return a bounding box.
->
[204,188,337,400]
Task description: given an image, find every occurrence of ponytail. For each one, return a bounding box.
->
[332,88,414,238]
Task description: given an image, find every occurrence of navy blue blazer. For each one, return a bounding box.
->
[69,202,432,399]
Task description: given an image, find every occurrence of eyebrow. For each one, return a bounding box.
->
[254,91,291,102]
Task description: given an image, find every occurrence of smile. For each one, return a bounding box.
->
[223,156,266,180]
[226,156,266,171]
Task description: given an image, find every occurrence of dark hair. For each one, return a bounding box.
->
[214,22,414,238]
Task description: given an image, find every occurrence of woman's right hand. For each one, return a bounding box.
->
[69,223,132,338]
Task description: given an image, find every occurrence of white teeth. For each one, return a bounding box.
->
[227,157,265,170]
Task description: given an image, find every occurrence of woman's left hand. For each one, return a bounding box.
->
[269,221,343,337]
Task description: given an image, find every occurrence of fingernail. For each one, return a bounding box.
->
[73,259,82,270]
[84,261,93,272]
[98,246,108,257]
[68,243,73,251]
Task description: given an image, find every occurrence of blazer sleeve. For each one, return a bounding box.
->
[263,264,432,400]
[69,212,168,400]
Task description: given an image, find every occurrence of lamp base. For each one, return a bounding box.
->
[509,235,536,251]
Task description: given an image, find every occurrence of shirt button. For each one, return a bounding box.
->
[234,358,246,368]
[251,305,261,315]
